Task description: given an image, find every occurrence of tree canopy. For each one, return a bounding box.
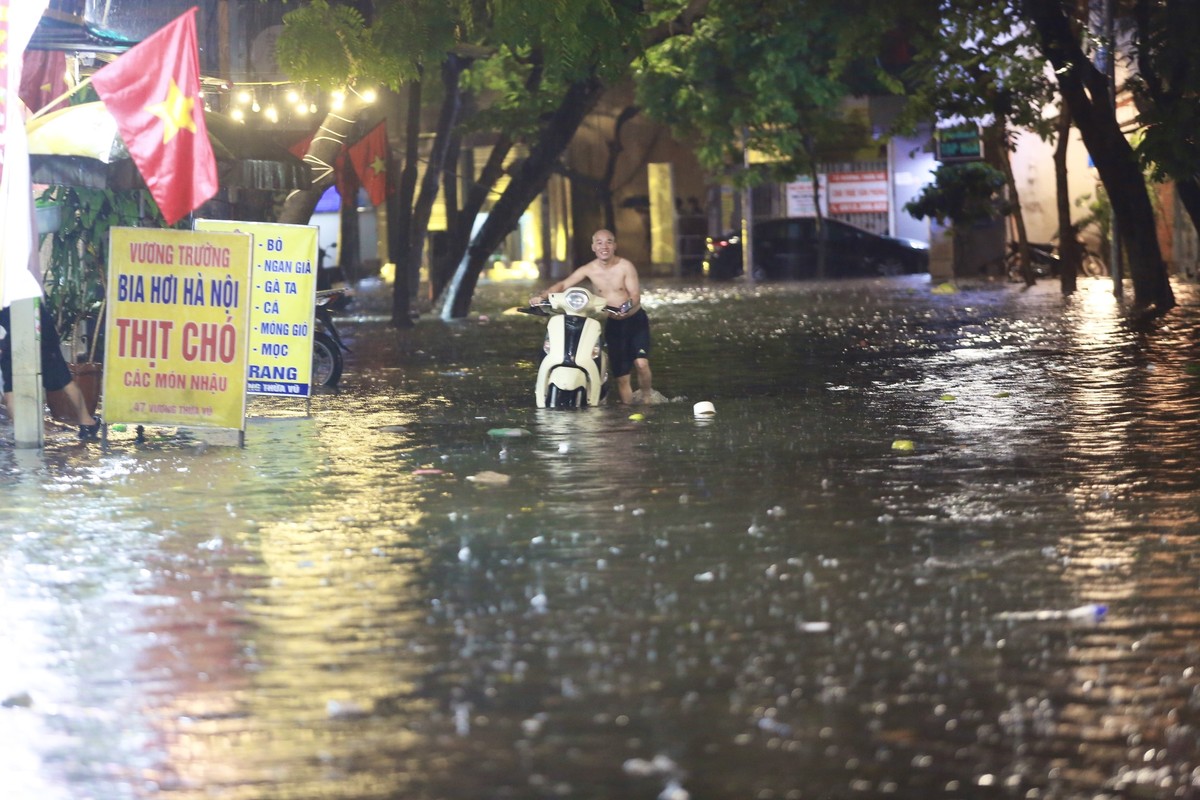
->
[635,0,909,185]
[268,0,1200,319]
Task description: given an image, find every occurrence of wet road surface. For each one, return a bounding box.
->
[2,274,1200,799]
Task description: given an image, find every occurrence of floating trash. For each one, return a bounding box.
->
[2,691,33,708]
[693,401,716,416]
[629,413,645,421]
[488,428,531,437]
[892,439,915,451]
[939,394,956,402]
[467,470,511,485]
[995,603,1107,621]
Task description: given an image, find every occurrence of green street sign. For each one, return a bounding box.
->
[935,127,984,162]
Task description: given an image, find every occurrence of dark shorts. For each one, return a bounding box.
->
[605,308,651,378]
[0,304,74,394]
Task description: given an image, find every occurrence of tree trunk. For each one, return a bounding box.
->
[1130,0,1200,245]
[276,97,371,226]
[1175,179,1200,246]
[444,75,606,319]
[1053,106,1079,295]
[435,64,542,304]
[338,186,361,286]
[993,126,1034,286]
[1022,0,1174,315]
[430,129,462,302]
[406,55,465,306]
[389,81,422,328]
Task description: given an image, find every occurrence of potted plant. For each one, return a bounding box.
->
[38,186,167,414]
[904,161,1013,277]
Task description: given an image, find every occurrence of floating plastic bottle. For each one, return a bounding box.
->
[995,603,1108,621]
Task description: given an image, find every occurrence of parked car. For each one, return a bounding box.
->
[704,217,930,281]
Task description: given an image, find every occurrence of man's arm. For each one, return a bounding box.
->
[608,259,642,318]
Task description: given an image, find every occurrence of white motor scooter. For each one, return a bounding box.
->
[519,287,616,408]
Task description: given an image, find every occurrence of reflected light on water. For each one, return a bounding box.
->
[6,276,1200,799]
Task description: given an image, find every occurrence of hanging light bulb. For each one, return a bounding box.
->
[361,87,377,103]
[330,89,345,110]
[265,105,279,123]
[237,89,251,105]
[251,100,261,112]
[309,102,318,114]
[286,88,300,104]
[230,108,245,122]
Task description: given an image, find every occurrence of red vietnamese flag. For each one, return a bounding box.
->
[347,121,388,206]
[19,50,68,114]
[90,7,218,225]
[288,130,315,160]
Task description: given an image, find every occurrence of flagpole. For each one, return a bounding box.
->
[27,74,94,122]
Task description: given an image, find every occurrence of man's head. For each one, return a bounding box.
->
[592,229,617,261]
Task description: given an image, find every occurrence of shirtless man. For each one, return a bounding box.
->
[530,229,653,404]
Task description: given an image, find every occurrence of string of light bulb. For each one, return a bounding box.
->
[224,82,376,124]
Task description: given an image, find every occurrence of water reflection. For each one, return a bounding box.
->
[3,277,1200,799]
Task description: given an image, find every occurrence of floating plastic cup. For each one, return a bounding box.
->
[693,401,716,416]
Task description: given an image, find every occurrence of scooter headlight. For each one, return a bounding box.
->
[563,288,590,312]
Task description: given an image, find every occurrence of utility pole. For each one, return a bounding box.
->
[10,299,43,448]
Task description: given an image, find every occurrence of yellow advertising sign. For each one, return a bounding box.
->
[195,220,318,396]
[103,228,253,430]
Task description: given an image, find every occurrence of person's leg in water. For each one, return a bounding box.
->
[632,356,652,403]
[4,373,100,437]
[0,305,100,437]
[607,310,653,404]
[615,373,634,404]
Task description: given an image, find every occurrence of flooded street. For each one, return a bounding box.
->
[3,274,1200,800]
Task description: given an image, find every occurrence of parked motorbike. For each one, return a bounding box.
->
[519,287,617,408]
[313,287,352,387]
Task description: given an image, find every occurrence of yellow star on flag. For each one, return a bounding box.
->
[145,78,197,144]
[370,154,386,175]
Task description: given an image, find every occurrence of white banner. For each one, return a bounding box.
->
[828,171,889,214]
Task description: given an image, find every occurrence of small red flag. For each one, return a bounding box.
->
[90,7,218,225]
[347,121,388,206]
[19,49,68,114]
[288,130,315,160]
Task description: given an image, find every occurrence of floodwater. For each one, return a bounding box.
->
[2,274,1200,800]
